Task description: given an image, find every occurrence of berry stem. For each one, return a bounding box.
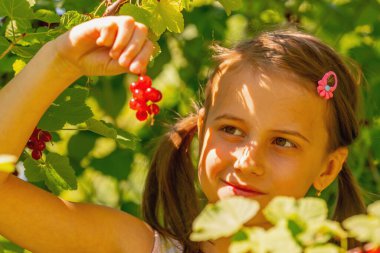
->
[61,128,89,131]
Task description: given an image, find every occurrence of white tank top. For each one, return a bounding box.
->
[151,230,184,253]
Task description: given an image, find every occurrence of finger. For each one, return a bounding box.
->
[109,17,135,59]
[96,22,118,47]
[129,40,154,74]
[118,22,148,68]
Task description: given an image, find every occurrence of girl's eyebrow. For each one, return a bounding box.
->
[269,129,311,143]
[212,114,245,122]
[212,114,311,143]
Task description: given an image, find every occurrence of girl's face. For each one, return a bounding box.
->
[197,64,333,227]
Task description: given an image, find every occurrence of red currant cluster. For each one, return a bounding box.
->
[349,245,380,253]
[129,75,162,122]
[26,128,52,160]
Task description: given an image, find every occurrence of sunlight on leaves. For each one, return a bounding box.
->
[191,196,259,241]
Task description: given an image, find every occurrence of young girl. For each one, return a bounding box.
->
[0,15,366,253]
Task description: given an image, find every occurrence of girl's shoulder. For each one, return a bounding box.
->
[152,230,184,253]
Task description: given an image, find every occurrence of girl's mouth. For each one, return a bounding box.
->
[222,180,265,197]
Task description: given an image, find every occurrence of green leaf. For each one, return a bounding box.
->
[217,0,243,15]
[263,196,297,225]
[142,0,184,36]
[43,153,77,195]
[39,87,93,131]
[297,220,347,246]
[304,244,343,253]
[60,10,91,30]
[0,36,10,54]
[0,0,34,19]
[0,155,17,173]
[23,157,45,182]
[90,149,133,180]
[5,19,32,42]
[67,131,98,161]
[12,59,26,75]
[33,9,60,23]
[229,227,267,253]
[26,0,35,7]
[85,118,117,138]
[297,197,328,223]
[115,127,139,150]
[11,44,41,58]
[22,27,51,45]
[91,75,127,118]
[190,196,259,241]
[119,4,151,27]
[86,119,139,150]
[181,0,192,10]
[343,214,380,244]
[264,221,302,253]
[368,200,380,218]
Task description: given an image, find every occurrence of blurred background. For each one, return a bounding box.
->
[1,0,380,251]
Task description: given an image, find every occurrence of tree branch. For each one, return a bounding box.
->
[103,0,129,16]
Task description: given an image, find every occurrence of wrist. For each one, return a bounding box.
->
[41,39,83,87]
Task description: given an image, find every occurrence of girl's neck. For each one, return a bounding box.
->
[201,237,230,253]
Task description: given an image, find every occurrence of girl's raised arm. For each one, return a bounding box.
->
[0,16,153,159]
[0,16,155,253]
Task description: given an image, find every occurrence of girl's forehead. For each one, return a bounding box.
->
[210,64,312,107]
[207,64,328,136]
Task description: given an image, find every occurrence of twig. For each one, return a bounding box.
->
[93,0,107,17]
[103,0,129,17]
[0,34,26,60]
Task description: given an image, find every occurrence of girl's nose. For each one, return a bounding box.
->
[233,143,264,175]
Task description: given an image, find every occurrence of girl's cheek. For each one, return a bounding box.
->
[268,156,313,196]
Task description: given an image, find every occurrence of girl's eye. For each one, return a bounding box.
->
[273,137,295,148]
[220,125,245,137]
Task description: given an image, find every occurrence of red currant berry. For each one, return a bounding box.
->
[148,104,160,115]
[34,140,46,151]
[365,247,380,253]
[27,140,36,149]
[129,98,148,111]
[132,89,146,101]
[129,98,139,110]
[137,75,152,89]
[136,110,148,121]
[32,128,41,138]
[145,88,162,102]
[129,82,139,92]
[31,149,42,160]
[40,131,52,142]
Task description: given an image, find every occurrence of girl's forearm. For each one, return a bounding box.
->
[0,40,82,158]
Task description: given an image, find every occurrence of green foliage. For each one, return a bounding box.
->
[38,87,93,131]
[343,201,380,245]
[192,196,380,253]
[1,0,380,251]
[0,0,34,20]
[24,152,77,195]
[191,196,259,241]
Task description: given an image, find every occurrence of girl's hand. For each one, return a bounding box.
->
[53,16,153,77]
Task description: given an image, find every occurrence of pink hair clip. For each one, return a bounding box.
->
[317,71,338,100]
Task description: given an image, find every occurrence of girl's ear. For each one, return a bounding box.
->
[313,146,348,192]
[197,108,206,149]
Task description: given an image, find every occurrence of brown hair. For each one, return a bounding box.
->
[142,29,366,252]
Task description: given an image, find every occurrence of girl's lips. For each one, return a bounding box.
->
[222,180,265,197]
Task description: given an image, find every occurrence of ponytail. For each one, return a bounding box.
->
[333,162,366,248]
[142,114,201,253]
